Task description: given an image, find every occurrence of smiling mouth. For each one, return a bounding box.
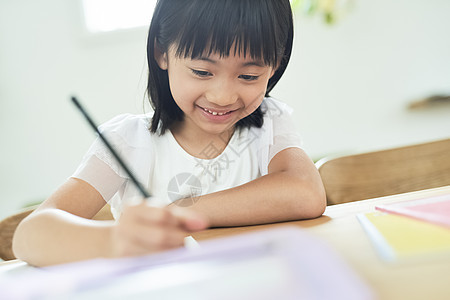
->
[200,107,234,116]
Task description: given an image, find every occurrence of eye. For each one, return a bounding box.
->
[239,74,259,81]
[191,69,212,77]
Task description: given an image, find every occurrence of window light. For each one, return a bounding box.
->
[82,0,157,33]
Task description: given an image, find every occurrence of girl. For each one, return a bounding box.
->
[13,0,326,266]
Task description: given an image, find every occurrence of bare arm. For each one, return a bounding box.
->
[172,147,326,227]
[12,178,208,267]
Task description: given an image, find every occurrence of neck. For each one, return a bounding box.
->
[170,122,235,159]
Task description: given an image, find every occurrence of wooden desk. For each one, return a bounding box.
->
[2,186,449,299]
[192,185,450,300]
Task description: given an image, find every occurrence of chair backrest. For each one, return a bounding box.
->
[316,138,450,205]
[0,204,113,261]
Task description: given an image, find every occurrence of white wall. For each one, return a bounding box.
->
[1,0,450,219]
[0,0,149,218]
[275,0,450,157]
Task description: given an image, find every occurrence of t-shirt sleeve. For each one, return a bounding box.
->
[72,155,126,201]
[71,113,153,203]
[268,100,303,163]
[256,98,303,175]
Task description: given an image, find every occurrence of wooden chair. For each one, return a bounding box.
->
[0,204,113,261]
[316,138,450,205]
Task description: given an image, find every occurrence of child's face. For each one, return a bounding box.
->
[156,46,276,137]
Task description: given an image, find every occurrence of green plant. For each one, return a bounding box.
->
[291,0,354,24]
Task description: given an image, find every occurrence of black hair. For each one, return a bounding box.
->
[147,0,293,134]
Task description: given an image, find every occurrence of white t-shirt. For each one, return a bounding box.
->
[72,97,302,219]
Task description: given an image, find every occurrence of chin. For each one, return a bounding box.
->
[200,122,236,135]
[203,126,233,136]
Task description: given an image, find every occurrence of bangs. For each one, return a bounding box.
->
[171,0,286,67]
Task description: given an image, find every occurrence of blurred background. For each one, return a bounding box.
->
[1,0,449,219]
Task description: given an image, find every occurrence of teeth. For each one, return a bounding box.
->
[203,108,228,116]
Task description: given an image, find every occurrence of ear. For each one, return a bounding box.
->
[154,42,168,70]
[269,68,276,78]
[269,61,280,79]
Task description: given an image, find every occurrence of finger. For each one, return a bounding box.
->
[115,239,154,257]
[111,225,155,257]
[128,223,188,250]
[169,207,209,231]
[125,203,180,227]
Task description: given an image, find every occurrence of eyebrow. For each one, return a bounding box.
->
[195,57,265,68]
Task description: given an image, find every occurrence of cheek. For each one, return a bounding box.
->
[238,92,263,119]
[168,77,207,114]
[239,81,268,116]
[242,83,267,105]
[168,74,182,101]
[168,72,192,104]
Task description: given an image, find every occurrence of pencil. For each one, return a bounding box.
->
[71,96,151,199]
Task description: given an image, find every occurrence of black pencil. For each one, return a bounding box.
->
[71,96,151,199]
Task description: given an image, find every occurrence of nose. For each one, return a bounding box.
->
[204,79,238,107]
